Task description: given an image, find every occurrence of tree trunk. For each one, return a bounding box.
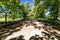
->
[54,0,59,21]
[5,13,7,24]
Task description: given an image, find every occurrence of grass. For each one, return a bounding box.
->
[0,17,60,31]
[0,18,22,28]
[37,18,60,31]
[0,18,13,22]
[0,18,22,22]
[0,18,5,21]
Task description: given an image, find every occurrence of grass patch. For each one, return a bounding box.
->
[37,18,60,31]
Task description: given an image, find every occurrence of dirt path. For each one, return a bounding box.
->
[0,20,60,40]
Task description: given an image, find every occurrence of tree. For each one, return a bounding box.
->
[23,2,32,20]
[53,0,59,21]
[9,0,20,19]
[0,0,20,24]
[43,0,60,21]
[0,0,9,24]
[18,4,28,20]
[33,0,40,19]
[33,0,46,19]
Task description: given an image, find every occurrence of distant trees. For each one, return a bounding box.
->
[23,2,32,20]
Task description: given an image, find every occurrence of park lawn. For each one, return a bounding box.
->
[0,18,13,22]
[0,18,5,21]
[0,18,22,22]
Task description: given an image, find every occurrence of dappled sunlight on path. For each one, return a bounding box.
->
[0,20,60,40]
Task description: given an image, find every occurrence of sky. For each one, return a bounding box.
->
[20,0,34,7]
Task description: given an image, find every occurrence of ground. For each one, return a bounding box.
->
[0,20,60,40]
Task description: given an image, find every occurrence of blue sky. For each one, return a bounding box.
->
[20,0,34,6]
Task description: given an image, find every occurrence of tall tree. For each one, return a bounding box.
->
[18,4,28,20]
[33,0,46,19]
[53,0,59,21]
[33,0,40,19]
[43,0,60,21]
[0,0,20,24]
[9,0,20,19]
[0,0,9,24]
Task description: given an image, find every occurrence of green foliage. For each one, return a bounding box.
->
[33,0,47,19]
[0,0,60,27]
